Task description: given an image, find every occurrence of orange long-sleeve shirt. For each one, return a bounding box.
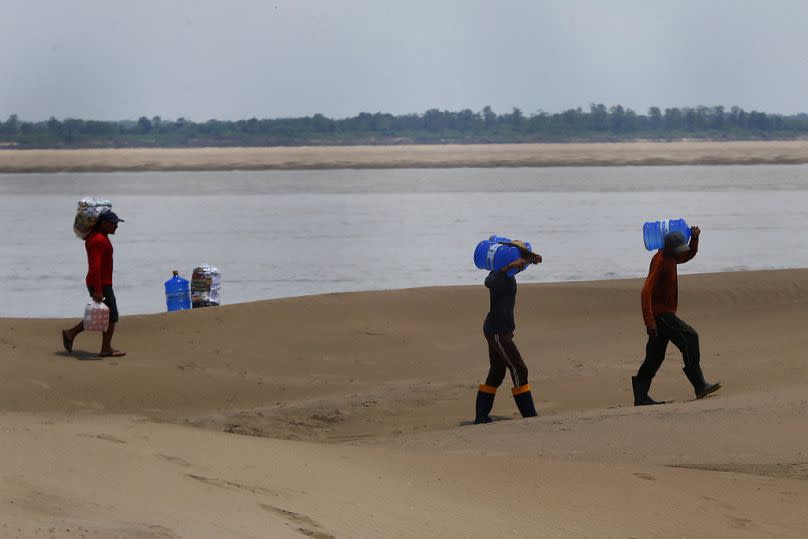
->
[641,235,698,329]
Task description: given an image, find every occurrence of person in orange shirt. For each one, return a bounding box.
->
[633,226,720,406]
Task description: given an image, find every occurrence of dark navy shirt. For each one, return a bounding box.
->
[483,270,517,335]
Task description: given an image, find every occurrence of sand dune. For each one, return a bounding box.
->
[2,269,808,537]
[4,140,808,172]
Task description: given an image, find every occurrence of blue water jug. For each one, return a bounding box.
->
[488,235,517,244]
[488,235,534,271]
[164,271,191,312]
[642,219,691,251]
[473,235,533,277]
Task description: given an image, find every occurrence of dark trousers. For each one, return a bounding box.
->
[484,332,529,388]
[637,312,700,380]
[87,285,119,323]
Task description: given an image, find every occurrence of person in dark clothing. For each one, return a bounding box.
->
[475,243,542,424]
[632,226,721,405]
[61,211,127,358]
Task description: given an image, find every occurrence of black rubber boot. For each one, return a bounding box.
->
[512,384,538,418]
[682,365,722,399]
[632,376,665,406]
[474,385,497,424]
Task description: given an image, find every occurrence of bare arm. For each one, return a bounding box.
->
[505,242,542,265]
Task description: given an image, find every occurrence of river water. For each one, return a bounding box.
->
[1,165,807,317]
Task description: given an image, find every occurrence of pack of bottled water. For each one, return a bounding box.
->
[191,265,221,308]
[83,301,110,332]
[73,196,112,239]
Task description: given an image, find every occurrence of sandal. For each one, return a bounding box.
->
[99,350,126,358]
[61,330,74,354]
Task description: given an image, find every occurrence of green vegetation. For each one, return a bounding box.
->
[2,105,808,148]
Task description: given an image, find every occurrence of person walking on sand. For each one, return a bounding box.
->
[632,226,720,406]
[61,210,126,358]
[474,242,542,424]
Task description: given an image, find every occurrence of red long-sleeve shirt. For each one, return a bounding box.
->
[85,231,113,296]
[641,236,698,329]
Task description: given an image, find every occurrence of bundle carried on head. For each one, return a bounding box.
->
[73,197,113,239]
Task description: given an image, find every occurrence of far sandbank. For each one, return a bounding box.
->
[3,140,808,172]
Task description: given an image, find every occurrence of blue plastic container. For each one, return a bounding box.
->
[164,271,192,312]
[642,219,691,251]
[488,235,516,245]
[474,235,533,277]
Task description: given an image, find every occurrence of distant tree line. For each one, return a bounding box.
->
[2,105,808,148]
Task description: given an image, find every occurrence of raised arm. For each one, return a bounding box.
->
[485,259,528,288]
[675,226,700,264]
[506,242,543,265]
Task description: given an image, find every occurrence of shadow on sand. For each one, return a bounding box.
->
[54,350,103,361]
[458,415,513,427]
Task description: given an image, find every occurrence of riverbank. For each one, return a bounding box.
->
[4,140,808,172]
[2,270,807,536]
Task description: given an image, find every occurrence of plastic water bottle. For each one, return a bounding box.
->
[488,234,516,244]
[642,219,691,251]
[488,235,533,252]
[191,265,221,308]
[473,235,534,277]
[164,271,192,312]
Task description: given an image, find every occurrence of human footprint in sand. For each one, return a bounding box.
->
[632,226,720,405]
[474,242,542,424]
[62,211,126,358]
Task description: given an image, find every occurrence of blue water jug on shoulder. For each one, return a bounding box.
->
[474,235,533,277]
[164,271,192,312]
[643,218,691,251]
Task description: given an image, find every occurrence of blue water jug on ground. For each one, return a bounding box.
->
[474,235,533,277]
[164,271,191,312]
[643,219,691,251]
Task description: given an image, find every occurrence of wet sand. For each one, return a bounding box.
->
[4,140,808,172]
[1,269,808,537]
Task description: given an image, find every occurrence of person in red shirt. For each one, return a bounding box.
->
[61,211,126,358]
[633,226,720,405]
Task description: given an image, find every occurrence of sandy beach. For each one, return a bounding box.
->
[4,140,808,172]
[1,269,807,537]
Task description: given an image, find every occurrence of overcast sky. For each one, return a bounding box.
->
[3,0,808,121]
